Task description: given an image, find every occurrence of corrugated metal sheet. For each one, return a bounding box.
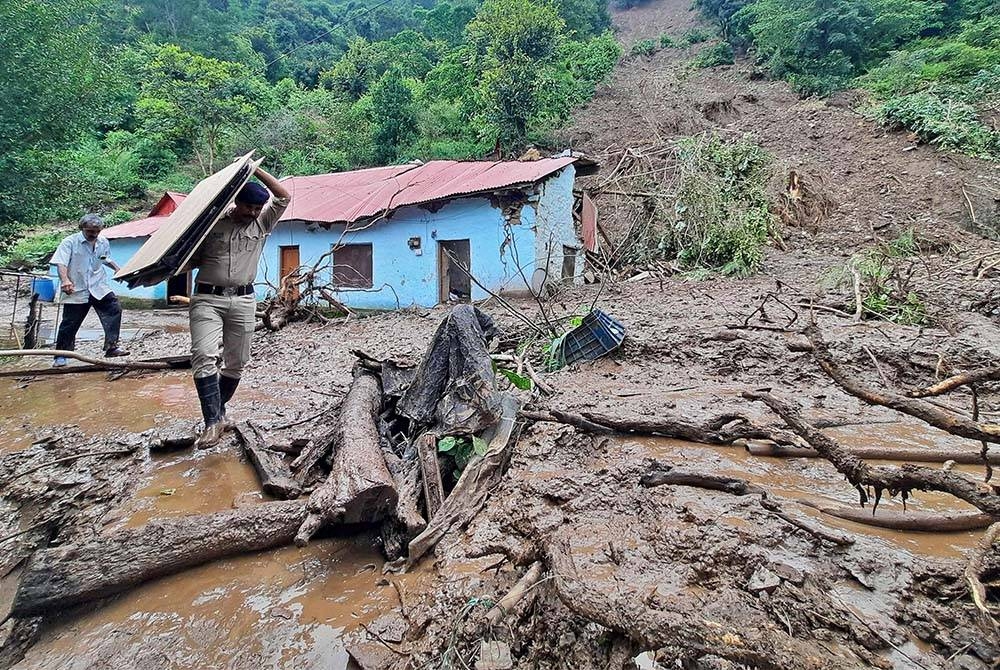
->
[104,192,187,240]
[279,157,577,225]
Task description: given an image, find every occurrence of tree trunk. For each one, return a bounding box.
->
[294,372,397,546]
[797,499,995,532]
[12,500,308,618]
[233,421,302,499]
[379,444,426,561]
[745,441,1000,465]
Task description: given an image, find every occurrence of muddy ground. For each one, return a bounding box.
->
[2,0,1000,667]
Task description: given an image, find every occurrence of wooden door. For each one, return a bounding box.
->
[279,246,300,299]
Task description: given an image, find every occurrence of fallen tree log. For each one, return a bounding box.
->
[380,444,427,561]
[640,462,765,496]
[295,372,397,546]
[11,499,308,617]
[233,422,302,499]
[416,432,445,519]
[0,349,182,371]
[965,522,999,616]
[485,560,544,626]
[907,367,1000,398]
[807,325,1000,445]
[796,499,995,532]
[520,409,801,446]
[746,441,1000,465]
[744,391,1000,518]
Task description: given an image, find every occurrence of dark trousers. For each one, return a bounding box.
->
[56,293,123,352]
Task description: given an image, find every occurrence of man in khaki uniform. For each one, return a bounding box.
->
[189,165,291,447]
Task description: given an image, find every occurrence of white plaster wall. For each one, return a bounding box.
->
[532,165,582,287]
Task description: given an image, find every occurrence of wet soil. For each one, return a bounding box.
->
[3,0,1000,667]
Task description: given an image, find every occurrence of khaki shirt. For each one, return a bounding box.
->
[190,195,290,286]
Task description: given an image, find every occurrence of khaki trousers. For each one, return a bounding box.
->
[189,293,256,380]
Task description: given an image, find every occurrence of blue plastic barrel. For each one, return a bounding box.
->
[31,277,56,302]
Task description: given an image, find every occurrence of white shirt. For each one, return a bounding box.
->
[50,232,115,304]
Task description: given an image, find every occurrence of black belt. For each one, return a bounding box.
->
[195,282,254,296]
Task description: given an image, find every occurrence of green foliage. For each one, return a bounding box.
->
[659,34,679,48]
[138,44,275,176]
[0,0,121,230]
[498,368,533,390]
[683,28,713,44]
[692,42,735,67]
[0,231,68,270]
[875,92,999,158]
[831,230,928,324]
[437,434,489,476]
[668,133,777,276]
[631,39,658,56]
[0,0,621,247]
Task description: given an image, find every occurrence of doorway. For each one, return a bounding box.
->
[438,239,471,303]
[279,245,301,299]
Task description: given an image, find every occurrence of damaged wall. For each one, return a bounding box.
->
[532,166,583,288]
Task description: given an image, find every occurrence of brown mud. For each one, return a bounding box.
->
[2,0,1000,667]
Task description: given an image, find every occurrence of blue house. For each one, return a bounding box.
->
[105,156,596,310]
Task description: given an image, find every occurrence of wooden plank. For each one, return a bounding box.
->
[416,432,445,519]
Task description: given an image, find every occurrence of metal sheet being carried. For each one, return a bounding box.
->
[115,153,259,288]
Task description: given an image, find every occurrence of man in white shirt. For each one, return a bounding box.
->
[49,214,129,366]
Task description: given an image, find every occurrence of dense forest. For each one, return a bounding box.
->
[0,0,620,248]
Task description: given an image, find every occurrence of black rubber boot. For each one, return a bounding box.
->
[194,374,224,448]
[219,374,240,407]
[219,374,240,431]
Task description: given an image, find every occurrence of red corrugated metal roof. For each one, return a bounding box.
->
[105,158,576,239]
[279,157,577,225]
[104,192,188,239]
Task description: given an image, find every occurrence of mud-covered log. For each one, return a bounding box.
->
[745,391,1000,517]
[416,432,445,518]
[807,325,1000,445]
[908,367,1000,398]
[295,372,397,546]
[289,431,334,485]
[640,462,765,495]
[380,445,427,561]
[520,409,800,446]
[11,500,308,617]
[797,499,995,532]
[234,421,302,499]
[544,531,855,670]
[746,441,1000,465]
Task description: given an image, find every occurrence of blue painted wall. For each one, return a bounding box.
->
[263,195,536,309]
[107,168,579,310]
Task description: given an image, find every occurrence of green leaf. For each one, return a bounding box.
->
[437,436,458,453]
[472,435,489,455]
[499,367,533,390]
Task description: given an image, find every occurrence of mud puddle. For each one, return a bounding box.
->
[0,372,197,454]
[13,534,419,670]
[633,422,987,559]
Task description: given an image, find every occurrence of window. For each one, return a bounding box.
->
[332,243,373,288]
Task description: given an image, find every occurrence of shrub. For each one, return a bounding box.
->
[875,91,999,158]
[630,39,657,56]
[692,42,735,67]
[0,230,68,270]
[668,133,778,276]
[683,28,713,44]
[830,230,928,324]
[659,34,678,48]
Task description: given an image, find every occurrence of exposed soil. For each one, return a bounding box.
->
[3,0,1000,668]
